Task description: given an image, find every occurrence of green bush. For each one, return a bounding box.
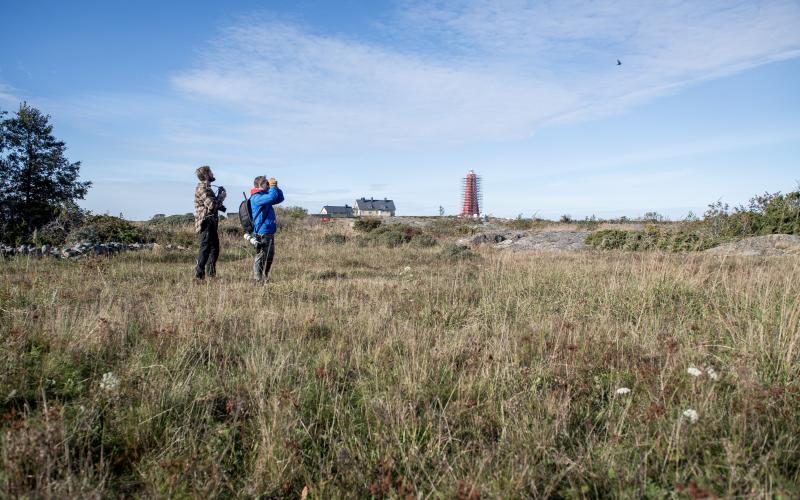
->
[759,191,800,235]
[585,230,629,250]
[427,217,476,237]
[585,228,717,252]
[67,215,149,244]
[439,243,476,260]
[359,224,435,248]
[703,191,800,238]
[147,213,194,226]
[353,218,382,233]
[361,225,408,247]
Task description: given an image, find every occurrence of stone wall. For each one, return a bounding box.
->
[0,241,188,259]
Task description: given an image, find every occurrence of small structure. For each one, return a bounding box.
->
[354,197,396,217]
[320,205,354,218]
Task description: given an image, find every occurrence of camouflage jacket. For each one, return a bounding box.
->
[194,182,224,233]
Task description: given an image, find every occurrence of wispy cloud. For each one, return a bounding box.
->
[171,1,800,151]
[171,22,576,150]
[0,82,21,107]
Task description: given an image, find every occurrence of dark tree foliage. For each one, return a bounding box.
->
[0,103,91,242]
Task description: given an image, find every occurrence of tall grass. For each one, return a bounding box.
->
[1,219,799,497]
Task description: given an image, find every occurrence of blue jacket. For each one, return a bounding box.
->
[251,187,284,235]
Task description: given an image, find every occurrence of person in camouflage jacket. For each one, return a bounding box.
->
[194,165,226,279]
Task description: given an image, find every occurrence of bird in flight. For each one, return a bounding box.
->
[617,59,622,66]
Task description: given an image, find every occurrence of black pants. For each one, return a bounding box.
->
[253,234,275,282]
[195,219,219,278]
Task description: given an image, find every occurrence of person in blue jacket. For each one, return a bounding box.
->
[250,175,285,282]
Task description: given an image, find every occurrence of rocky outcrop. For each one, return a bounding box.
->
[495,231,591,252]
[456,231,528,247]
[704,234,800,257]
[0,241,189,259]
[457,230,591,252]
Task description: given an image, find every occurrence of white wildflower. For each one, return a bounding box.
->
[403,266,411,272]
[615,387,631,395]
[682,409,699,423]
[99,372,120,393]
[687,366,703,377]
[706,367,719,381]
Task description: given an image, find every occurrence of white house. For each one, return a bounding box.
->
[354,197,395,217]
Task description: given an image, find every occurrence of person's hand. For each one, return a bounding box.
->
[217,189,227,202]
[268,178,278,188]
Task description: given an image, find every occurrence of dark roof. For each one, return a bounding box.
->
[355,197,396,211]
[322,205,353,215]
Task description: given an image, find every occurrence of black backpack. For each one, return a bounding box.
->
[238,192,254,233]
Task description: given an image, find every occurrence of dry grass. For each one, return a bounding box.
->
[1,219,799,498]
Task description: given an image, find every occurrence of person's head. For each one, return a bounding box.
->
[196,165,215,183]
[253,175,267,189]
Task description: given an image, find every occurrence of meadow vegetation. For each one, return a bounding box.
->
[2,216,799,497]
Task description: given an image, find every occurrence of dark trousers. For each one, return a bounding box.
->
[253,234,275,282]
[195,219,219,278]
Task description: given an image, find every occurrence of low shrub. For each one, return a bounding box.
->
[439,243,477,260]
[353,218,382,233]
[67,215,149,244]
[361,225,410,247]
[324,234,348,245]
[147,213,195,226]
[585,229,629,250]
[359,224,435,248]
[427,217,474,237]
[585,228,718,252]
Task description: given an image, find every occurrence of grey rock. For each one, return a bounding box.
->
[457,230,591,253]
[705,234,800,257]
[456,231,527,247]
[495,231,591,252]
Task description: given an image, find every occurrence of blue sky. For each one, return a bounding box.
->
[1,0,799,219]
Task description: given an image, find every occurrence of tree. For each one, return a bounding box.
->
[0,103,91,242]
[438,205,445,217]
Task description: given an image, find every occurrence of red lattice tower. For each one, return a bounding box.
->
[461,169,482,217]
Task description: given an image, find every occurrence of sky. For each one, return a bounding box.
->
[1,0,799,220]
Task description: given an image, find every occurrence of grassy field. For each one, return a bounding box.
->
[1,218,799,498]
